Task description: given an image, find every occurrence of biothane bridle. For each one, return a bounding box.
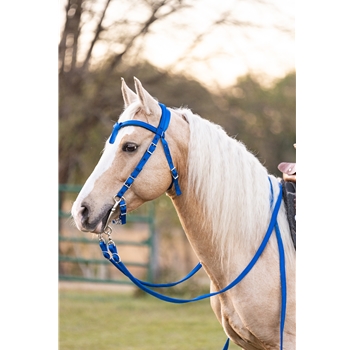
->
[102,102,181,234]
[98,102,287,350]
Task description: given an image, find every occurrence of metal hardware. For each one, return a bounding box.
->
[103,196,125,232]
[147,142,157,154]
[171,167,179,180]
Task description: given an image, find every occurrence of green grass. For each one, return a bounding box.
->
[59,289,240,350]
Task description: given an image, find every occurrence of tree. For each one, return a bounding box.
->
[59,0,294,183]
[222,72,296,175]
[59,0,198,183]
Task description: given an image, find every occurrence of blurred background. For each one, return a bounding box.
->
[59,0,295,348]
[59,0,296,286]
[59,0,295,185]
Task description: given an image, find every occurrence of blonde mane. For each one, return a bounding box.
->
[181,108,294,268]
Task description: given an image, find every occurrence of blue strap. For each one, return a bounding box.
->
[108,103,181,224]
[106,241,203,288]
[161,138,181,196]
[268,176,274,208]
[275,221,286,350]
[116,133,161,199]
[118,199,127,225]
[140,262,203,288]
[109,103,170,144]
[158,103,171,133]
[268,177,287,349]
[114,133,162,222]
[109,120,158,144]
[100,183,283,304]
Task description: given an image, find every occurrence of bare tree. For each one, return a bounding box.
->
[59,0,294,184]
[59,0,192,76]
[59,0,293,86]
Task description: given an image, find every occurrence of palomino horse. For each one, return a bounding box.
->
[71,77,296,350]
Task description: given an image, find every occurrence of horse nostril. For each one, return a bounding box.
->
[80,203,90,224]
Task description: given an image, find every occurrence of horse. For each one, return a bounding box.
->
[71,77,296,350]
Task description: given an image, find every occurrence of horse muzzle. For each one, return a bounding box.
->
[72,201,116,234]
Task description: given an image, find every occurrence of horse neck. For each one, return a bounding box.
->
[169,113,273,279]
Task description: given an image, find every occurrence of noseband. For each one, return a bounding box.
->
[103,103,181,232]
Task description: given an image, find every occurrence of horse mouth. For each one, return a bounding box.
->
[76,203,119,234]
[99,208,113,232]
[95,205,121,233]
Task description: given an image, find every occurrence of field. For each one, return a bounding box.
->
[59,286,240,350]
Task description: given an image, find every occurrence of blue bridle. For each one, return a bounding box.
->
[105,103,181,227]
[101,102,287,350]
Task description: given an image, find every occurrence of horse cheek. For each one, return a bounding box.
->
[135,170,172,201]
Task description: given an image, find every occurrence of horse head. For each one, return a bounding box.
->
[71,77,188,233]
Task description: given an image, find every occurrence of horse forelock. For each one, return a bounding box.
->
[180,109,295,268]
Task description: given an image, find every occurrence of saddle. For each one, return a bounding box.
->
[277,144,296,250]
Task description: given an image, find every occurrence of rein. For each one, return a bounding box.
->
[100,103,287,350]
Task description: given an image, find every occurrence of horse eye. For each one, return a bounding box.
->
[122,143,138,153]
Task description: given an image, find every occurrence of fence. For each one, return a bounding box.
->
[59,184,157,285]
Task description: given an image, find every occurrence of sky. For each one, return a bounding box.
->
[142,0,295,89]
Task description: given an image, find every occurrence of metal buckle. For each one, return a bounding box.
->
[103,196,125,232]
[171,167,179,180]
[103,225,112,236]
[147,142,157,154]
[124,176,135,189]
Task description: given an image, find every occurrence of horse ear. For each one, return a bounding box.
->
[134,77,160,116]
[121,78,137,107]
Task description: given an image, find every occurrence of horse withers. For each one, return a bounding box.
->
[71,77,296,350]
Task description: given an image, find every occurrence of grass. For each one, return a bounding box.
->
[59,289,240,350]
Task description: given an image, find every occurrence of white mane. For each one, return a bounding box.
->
[181,108,294,268]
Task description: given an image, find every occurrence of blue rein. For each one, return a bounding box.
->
[108,103,181,225]
[103,102,287,350]
[100,184,286,349]
[100,180,283,303]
